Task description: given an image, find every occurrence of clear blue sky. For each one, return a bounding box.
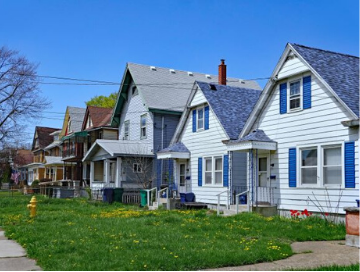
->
[1,0,358,141]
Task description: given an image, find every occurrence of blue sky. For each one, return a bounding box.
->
[1,0,358,141]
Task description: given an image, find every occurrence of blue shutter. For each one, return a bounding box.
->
[345,142,355,188]
[198,158,203,187]
[280,83,287,114]
[223,155,229,187]
[204,106,210,130]
[192,110,197,132]
[303,76,311,109]
[289,148,297,187]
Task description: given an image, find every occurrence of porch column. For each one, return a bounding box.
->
[83,162,87,183]
[104,160,109,185]
[116,157,122,188]
[90,161,95,187]
[55,166,57,181]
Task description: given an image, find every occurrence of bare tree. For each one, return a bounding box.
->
[123,155,155,189]
[0,46,49,148]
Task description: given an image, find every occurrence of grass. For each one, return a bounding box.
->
[0,195,346,271]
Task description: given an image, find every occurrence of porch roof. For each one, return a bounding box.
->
[226,129,277,151]
[157,142,190,159]
[83,139,153,162]
[44,156,63,166]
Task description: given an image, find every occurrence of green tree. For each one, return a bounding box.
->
[85,92,117,108]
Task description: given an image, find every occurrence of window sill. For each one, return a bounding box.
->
[287,108,303,114]
[297,185,349,190]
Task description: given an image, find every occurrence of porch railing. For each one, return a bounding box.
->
[216,189,230,216]
[256,187,275,206]
[158,187,170,210]
[235,190,250,214]
[144,187,158,207]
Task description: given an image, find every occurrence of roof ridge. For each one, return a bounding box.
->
[127,62,246,81]
[196,81,262,92]
[290,43,359,59]
[36,126,60,130]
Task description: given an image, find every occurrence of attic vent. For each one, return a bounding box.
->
[205,74,211,79]
[150,66,156,71]
[169,69,175,74]
[187,71,193,76]
[209,84,217,91]
[240,80,246,84]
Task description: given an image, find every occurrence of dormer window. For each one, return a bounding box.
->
[124,120,130,140]
[140,114,147,139]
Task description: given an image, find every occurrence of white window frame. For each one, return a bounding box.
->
[299,146,318,187]
[297,143,344,188]
[133,163,142,173]
[124,120,130,140]
[288,77,303,112]
[203,155,224,186]
[197,107,204,131]
[140,114,147,139]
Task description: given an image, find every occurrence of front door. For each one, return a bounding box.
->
[258,156,268,187]
[178,161,191,193]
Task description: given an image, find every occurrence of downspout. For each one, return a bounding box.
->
[250,149,254,208]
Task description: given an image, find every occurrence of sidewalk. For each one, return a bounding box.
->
[205,240,360,271]
[0,229,41,271]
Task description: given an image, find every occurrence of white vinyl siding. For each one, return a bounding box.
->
[250,57,359,214]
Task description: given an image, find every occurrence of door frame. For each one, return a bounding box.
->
[178,160,190,193]
[257,154,270,187]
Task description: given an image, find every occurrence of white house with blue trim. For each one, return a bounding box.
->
[157,81,261,205]
[227,43,359,215]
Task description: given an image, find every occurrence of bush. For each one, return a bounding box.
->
[31,180,40,188]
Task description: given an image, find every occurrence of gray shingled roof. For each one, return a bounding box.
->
[68,107,86,133]
[197,81,262,140]
[229,129,275,143]
[128,63,261,112]
[158,142,189,153]
[291,43,359,116]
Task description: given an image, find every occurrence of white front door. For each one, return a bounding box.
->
[258,156,269,187]
[178,161,191,193]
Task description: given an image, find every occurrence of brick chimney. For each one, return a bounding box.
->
[218,59,226,85]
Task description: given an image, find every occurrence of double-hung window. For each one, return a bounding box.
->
[323,146,341,185]
[133,163,142,173]
[300,145,342,186]
[204,156,223,185]
[289,80,301,110]
[197,108,204,130]
[301,148,318,185]
[124,120,130,140]
[140,114,147,139]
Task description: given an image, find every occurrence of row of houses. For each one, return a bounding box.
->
[22,43,359,215]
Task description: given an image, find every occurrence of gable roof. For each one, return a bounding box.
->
[14,149,33,167]
[197,81,262,140]
[111,62,261,126]
[291,43,359,116]
[60,106,86,138]
[158,142,189,153]
[229,129,275,143]
[32,126,60,151]
[82,106,113,131]
[240,43,359,138]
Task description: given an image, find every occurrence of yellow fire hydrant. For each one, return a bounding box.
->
[27,196,37,218]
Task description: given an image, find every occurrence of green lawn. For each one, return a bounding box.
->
[0,195,346,271]
[293,264,360,271]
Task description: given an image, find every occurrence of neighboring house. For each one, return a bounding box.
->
[59,106,86,183]
[157,81,262,205]
[26,126,60,185]
[226,43,359,215]
[43,130,63,183]
[83,61,260,190]
[81,106,118,186]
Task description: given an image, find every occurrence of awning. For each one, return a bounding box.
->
[62,131,88,141]
[157,142,190,159]
[226,129,277,151]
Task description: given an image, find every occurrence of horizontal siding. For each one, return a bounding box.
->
[250,62,359,214]
[190,88,207,107]
[181,91,229,204]
[118,81,154,150]
[103,129,118,140]
[277,56,309,79]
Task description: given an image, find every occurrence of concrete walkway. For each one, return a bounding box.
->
[205,240,360,271]
[0,229,41,271]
